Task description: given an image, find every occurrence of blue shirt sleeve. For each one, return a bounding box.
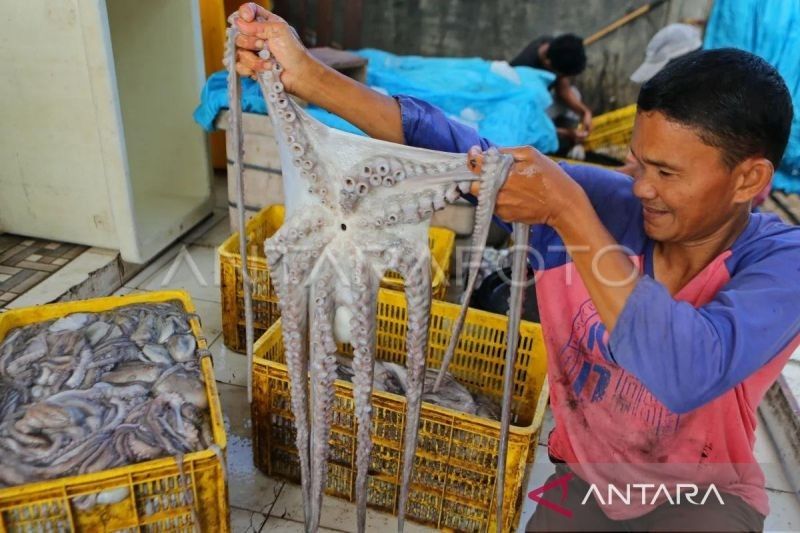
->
[398,95,494,153]
[397,95,514,232]
[397,96,648,258]
[608,226,800,414]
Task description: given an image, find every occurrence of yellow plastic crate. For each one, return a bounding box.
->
[252,288,548,533]
[219,205,456,353]
[583,104,637,157]
[0,290,229,532]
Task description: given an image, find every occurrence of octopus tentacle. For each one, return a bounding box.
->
[256,66,334,208]
[393,244,432,533]
[434,150,514,392]
[348,257,380,533]
[225,18,256,402]
[308,267,339,532]
[269,253,313,528]
[495,222,530,529]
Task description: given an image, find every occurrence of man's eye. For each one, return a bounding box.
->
[658,169,675,177]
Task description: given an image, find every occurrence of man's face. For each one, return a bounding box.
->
[627,111,741,243]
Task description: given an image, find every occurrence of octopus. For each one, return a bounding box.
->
[226,14,531,533]
[0,301,215,517]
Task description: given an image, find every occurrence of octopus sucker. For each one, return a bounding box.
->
[348,258,380,533]
[394,246,432,533]
[268,253,314,527]
[307,270,339,532]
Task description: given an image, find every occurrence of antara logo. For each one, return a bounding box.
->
[528,473,725,518]
[583,483,726,506]
[528,473,574,517]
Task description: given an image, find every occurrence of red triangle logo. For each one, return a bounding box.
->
[528,472,574,518]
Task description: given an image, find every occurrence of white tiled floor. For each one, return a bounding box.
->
[231,507,268,532]
[136,244,220,301]
[269,479,434,533]
[208,335,250,387]
[216,384,284,516]
[181,208,230,248]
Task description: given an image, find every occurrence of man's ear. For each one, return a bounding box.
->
[732,157,773,204]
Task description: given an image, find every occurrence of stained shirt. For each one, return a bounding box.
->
[397,94,800,519]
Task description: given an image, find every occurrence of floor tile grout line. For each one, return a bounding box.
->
[230,504,269,532]
[182,213,230,245]
[191,295,224,304]
[218,382,247,389]
[186,241,227,250]
[766,486,799,495]
[259,514,351,533]
[207,331,249,390]
[0,244,90,307]
[258,481,285,529]
[206,332,223,348]
[254,512,269,532]
[227,479,284,520]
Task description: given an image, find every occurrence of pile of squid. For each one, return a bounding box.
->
[227,13,530,532]
[0,302,214,501]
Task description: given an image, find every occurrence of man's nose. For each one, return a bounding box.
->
[632,172,658,200]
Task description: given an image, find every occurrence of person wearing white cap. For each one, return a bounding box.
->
[630,23,703,84]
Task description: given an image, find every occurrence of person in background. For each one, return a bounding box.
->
[629,23,703,84]
[510,34,592,155]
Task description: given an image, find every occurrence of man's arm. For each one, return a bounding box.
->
[554,76,592,133]
[471,151,800,413]
[607,257,800,413]
[469,147,639,330]
[233,4,404,143]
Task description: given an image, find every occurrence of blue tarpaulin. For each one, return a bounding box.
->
[193,49,558,153]
[704,0,800,193]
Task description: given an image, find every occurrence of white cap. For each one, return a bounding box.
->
[630,23,703,83]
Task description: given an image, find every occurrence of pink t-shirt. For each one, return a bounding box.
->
[397,96,800,521]
[531,166,800,519]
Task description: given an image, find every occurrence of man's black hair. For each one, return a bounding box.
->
[638,48,793,169]
[547,34,587,76]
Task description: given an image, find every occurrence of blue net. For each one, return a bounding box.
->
[193,49,558,153]
[704,0,800,193]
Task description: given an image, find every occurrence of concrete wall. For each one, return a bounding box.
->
[352,0,713,114]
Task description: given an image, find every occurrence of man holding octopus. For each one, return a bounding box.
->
[233,4,799,530]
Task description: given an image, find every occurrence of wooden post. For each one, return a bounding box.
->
[343,0,364,50]
[316,0,334,47]
[296,0,308,45]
